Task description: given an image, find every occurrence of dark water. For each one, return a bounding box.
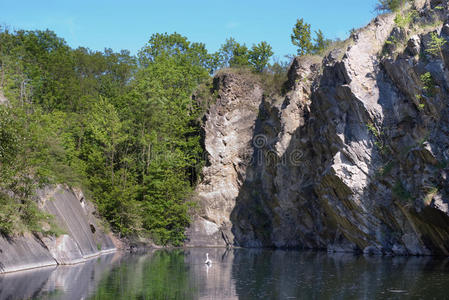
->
[2,249,449,299]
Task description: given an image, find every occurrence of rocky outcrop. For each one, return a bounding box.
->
[186,72,264,247]
[0,185,117,273]
[188,1,449,255]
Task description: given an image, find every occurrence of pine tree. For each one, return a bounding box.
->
[291,18,314,56]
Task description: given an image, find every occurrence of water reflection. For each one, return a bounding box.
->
[2,249,449,299]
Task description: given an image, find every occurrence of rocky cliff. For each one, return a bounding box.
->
[0,185,117,273]
[187,0,449,255]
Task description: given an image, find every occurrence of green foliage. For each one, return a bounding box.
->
[138,32,217,74]
[313,29,332,55]
[92,250,197,299]
[110,32,208,243]
[291,19,333,56]
[249,41,274,72]
[426,32,447,59]
[264,59,290,95]
[394,10,418,28]
[216,38,276,73]
[420,72,436,96]
[385,35,399,46]
[217,37,250,68]
[0,104,63,236]
[366,122,389,155]
[0,28,212,244]
[415,94,425,110]
[376,0,407,13]
[291,18,314,56]
[366,123,381,138]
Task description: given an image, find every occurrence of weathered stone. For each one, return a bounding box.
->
[405,35,421,56]
[0,185,117,273]
[187,4,449,256]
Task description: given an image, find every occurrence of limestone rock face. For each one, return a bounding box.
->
[38,185,117,264]
[0,185,117,273]
[186,73,264,247]
[188,2,449,255]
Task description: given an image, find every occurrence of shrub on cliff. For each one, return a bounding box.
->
[291,19,333,56]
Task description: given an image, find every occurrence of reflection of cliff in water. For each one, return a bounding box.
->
[3,249,449,299]
[0,248,238,300]
[0,252,119,300]
[184,248,237,300]
[231,250,449,299]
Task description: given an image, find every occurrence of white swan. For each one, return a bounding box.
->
[205,253,212,265]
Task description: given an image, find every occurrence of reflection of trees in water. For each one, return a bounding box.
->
[91,250,198,300]
[3,249,449,299]
[231,249,449,299]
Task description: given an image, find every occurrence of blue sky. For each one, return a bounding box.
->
[1,0,378,60]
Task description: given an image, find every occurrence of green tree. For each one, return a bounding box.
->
[0,27,224,245]
[138,32,216,73]
[249,41,274,72]
[217,38,250,68]
[426,32,447,60]
[291,18,314,56]
[313,29,332,54]
[129,33,210,243]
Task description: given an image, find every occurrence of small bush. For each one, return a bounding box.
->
[415,94,425,110]
[420,72,436,96]
[366,123,381,138]
[394,10,418,28]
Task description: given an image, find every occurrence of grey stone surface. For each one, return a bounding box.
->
[0,233,57,273]
[0,186,117,273]
[0,252,119,300]
[188,2,449,255]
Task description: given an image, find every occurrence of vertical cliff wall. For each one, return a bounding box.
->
[188,0,449,255]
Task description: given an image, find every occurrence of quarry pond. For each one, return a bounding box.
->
[2,248,449,299]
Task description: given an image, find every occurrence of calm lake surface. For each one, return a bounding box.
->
[1,248,449,299]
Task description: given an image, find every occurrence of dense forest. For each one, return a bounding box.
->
[0,26,295,245]
[0,3,370,245]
